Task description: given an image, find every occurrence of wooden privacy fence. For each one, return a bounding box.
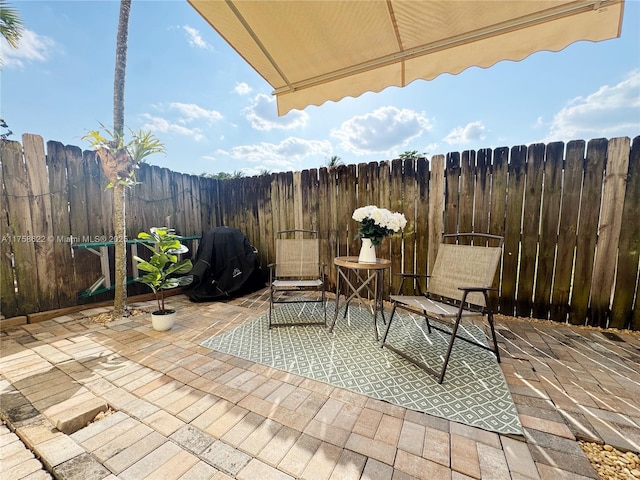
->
[1,134,638,330]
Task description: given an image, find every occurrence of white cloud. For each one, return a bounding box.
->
[169,103,222,123]
[423,143,440,157]
[182,25,212,50]
[1,29,55,68]
[544,70,640,142]
[234,82,252,95]
[140,114,205,141]
[443,121,487,145]
[330,106,431,155]
[244,94,308,130]
[216,137,332,171]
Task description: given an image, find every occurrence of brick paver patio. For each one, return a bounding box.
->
[1,289,639,479]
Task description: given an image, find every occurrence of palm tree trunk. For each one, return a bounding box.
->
[113,185,127,316]
[111,0,132,318]
[113,0,130,135]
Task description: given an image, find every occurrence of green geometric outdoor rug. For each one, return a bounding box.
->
[201,302,523,435]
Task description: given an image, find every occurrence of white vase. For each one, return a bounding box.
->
[358,238,377,263]
[151,309,176,331]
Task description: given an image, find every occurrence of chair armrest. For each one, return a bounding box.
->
[394,273,428,295]
[394,273,429,279]
[267,263,276,268]
[457,286,497,292]
[457,286,498,312]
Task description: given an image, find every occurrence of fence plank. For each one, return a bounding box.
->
[293,171,304,231]
[301,169,314,231]
[489,147,508,310]
[158,168,175,229]
[551,140,584,322]
[570,138,607,325]
[173,172,187,235]
[2,139,40,313]
[327,167,339,287]
[444,152,460,235]
[533,142,564,319]
[65,150,96,303]
[336,166,352,258]
[366,161,382,208]
[130,164,148,230]
[610,136,639,329]
[590,137,631,326]
[474,149,491,235]
[85,150,115,303]
[84,151,107,237]
[415,158,429,278]
[459,150,475,237]
[241,177,254,247]
[180,172,191,234]
[249,177,261,248]
[269,175,281,240]
[281,172,294,233]
[489,148,508,237]
[342,165,358,257]
[185,173,200,235]
[146,165,162,228]
[46,141,77,309]
[428,155,444,274]
[501,146,526,316]
[236,177,248,238]
[92,156,113,240]
[517,143,545,318]
[201,177,212,232]
[0,142,18,317]
[262,175,274,267]
[390,159,405,294]
[127,164,146,235]
[212,177,222,228]
[400,158,416,292]
[22,134,57,311]
[221,175,233,228]
[187,175,201,235]
[317,168,331,285]
[240,178,251,237]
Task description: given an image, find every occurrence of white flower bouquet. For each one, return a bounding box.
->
[352,205,407,246]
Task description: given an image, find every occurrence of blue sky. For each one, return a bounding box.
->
[2,0,639,177]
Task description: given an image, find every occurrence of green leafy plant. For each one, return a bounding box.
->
[133,227,193,313]
[398,150,427,161]
[1,1,24,52]
[201,170,245,179]
[82,124,165,188]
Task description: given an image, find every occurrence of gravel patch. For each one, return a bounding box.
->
[580,441,640,479]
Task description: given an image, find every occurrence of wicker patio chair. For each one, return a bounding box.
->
[381,233,503,383]
[268,229,327,328]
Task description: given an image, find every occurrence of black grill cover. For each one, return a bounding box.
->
[183,226,265,302]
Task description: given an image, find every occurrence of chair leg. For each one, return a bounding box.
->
[269,288,274,329]
[423,310,432,334]
[322,286,327,326]
[437,307,465,384]
[487,311,500,363]
[381,302,398,347]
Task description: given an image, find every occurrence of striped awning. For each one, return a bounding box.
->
[188,0,625,115]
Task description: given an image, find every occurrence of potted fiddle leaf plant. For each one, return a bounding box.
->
[133,227,193,331]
